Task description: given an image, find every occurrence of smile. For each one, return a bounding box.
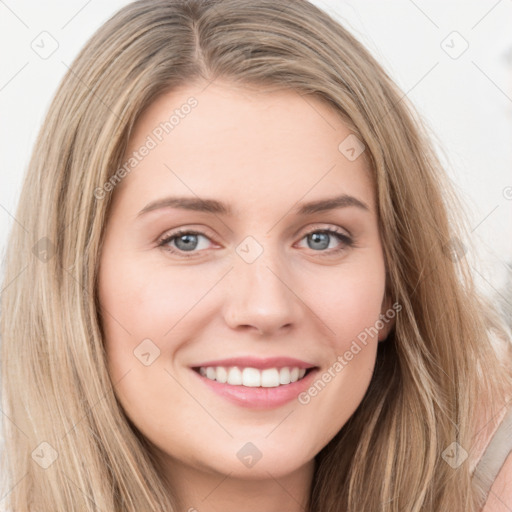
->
[196,365,311,387]
[190,359,320,409]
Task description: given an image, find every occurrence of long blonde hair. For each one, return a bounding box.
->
[2,1,511,510]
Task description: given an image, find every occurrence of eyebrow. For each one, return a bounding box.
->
[136,193,370,218]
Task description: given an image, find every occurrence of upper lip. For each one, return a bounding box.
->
[191,356,317,370]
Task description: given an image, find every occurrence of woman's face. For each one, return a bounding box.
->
[98,80,391,484]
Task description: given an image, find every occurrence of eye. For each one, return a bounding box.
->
[158,226,354,258]
[158,229,214,257]
[296,227,353,256]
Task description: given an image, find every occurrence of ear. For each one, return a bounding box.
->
[378,294,397,342]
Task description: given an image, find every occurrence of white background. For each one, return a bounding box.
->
[0,0,511,301]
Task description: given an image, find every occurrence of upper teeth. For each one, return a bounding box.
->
[198,366,307,387]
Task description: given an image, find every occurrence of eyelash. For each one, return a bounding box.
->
[157,226,354,259]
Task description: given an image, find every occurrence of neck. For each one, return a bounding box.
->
[162,457,315,512]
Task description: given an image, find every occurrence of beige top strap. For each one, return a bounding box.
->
[472,405,512,509]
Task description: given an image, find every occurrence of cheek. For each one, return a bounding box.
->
[291,257,385,443]
[98,253,214,354]
[306,257,386,348]
[97,254,210,439]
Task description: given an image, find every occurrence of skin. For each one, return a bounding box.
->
[97,79,393,512]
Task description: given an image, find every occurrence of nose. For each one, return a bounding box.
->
[222,248,301,336]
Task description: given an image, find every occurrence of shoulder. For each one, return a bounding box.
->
[480,452,512,511]
[472,397,512,511]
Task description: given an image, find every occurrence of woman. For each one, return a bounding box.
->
[1,0,511,510]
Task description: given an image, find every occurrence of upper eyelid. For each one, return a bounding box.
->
[159,223,351,239]
[158,226,216,245]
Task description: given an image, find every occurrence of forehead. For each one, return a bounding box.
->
[113,80,375,216]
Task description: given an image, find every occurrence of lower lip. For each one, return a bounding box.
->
[191,368,319,409]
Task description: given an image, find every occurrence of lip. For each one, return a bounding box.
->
[191,356,316,370]
[190,365,320,409]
